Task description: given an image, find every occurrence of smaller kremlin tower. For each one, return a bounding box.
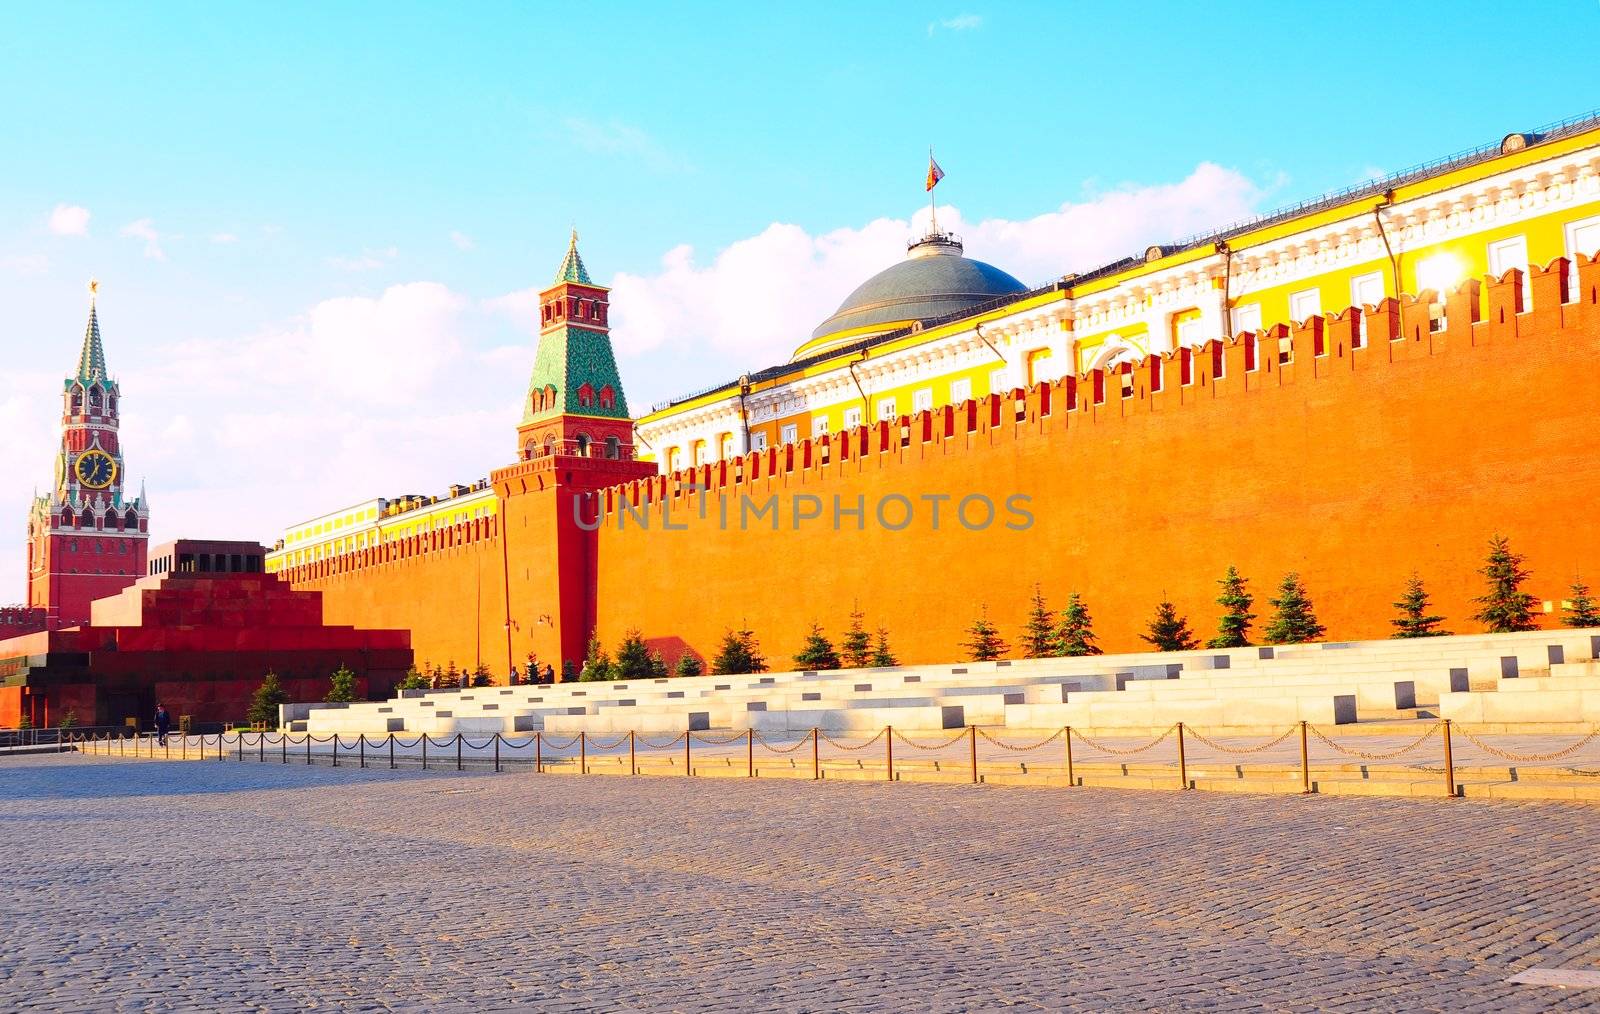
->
[26,281,150,628]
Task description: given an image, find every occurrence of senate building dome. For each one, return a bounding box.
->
[794,232,1029,361]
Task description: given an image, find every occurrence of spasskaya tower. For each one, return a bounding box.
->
[26,281,150,628]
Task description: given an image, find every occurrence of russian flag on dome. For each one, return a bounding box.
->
[926,152,945,192]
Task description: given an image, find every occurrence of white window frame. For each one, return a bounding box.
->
[1564,216,1600,301]
[989,369,1009,396]
[950,378,972,404]
[912,388,933,413]
[750,432,768,453]
[877,398,898,421]
[812,417,829,437]
[843,407,863,430]
[1230,303,1262,335]
[1288,288,1321,324]
[1488,236,1531,311]
[779,423,798,446]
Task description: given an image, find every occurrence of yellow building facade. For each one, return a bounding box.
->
[635,112,1600,465]
[265,481,497,573]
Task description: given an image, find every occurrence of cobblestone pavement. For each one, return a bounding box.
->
[3,755,1599,1012]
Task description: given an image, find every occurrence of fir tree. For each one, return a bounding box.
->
[471,663,493,688]
[674,652,704,678]
[16,714,31,730]
[560,659,577,683]
[1207,566,1256,649]
[711,625,767,675]
[58,709,78,730]
[396,666,430,692]
[248,672,289,728]
[793,622,841,670]
[1391,573,1450,638]
[963,606,1009,661]
[1263,573,1327,644]
[444,660,461,689]
[1056,593,1101,656]
[840,604,872,668]
[1563,576,1600,628]
[579,634,615,681]
[614,629,654,678]
[648,649,670,677]
[1142,597,1199,652]
[325,664,359,703]
[869,628,898,667]
[1474,534,1540,632]
[1020,584,1060,658]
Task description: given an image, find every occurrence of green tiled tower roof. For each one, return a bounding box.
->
[554,228,593,285]
[77,284,109,383]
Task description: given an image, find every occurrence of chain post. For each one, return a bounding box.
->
[535,731,542,773]
[1065,726,1075,786]
[1442,719,1456,798]
[182,734,187,761]
[422,736,428,770]
[495,734,501,773]
[332,735,339,767]
[628,730,636,775]
[747,728,755,778]
[885,725,894,782]
[1299,721,1311,794]
[389,734,395,769]
[579,731,587,774]
[969,725,978,783]
[684,730,691,777]
[811,727,820,780]
[257,734,262,763]
[1176,722,1188,790]
[282,734,287,764]
[360,735,366,769]
[456,734,462,772]
[238,734,243,762]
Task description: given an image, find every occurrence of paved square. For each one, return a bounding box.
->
[3,754,1599,1011]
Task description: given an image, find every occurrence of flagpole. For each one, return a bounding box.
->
[929,147,937,235]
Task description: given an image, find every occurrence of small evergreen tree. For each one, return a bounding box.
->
[396,666,430,692]
[711,625,767,675]
[1142,597,1199,652]
[1263,572,1327,644]
[1208,566,1256,649]
[471,663,493,688]
[963,605,1009,662]
[444,661,461,689]
[840,604,872,668]
[1563,576,1600,629]
[648,649,669,677]
[1391,573,1449,638]
[579,634,615,681]
[58,709,78,729]
[248,672,289,728]
[674,651,704,678]
[560,659,577,683]
[1020,584,1061,658]
[325,665,359,703]
[1474,534,1540,632]
[1056,593,1102,656]
[869,628,898,668]
[793,622,841,670]
[17,713,32,730]
[614,629,654,678]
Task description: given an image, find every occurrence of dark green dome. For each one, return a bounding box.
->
[803,235,1027,356]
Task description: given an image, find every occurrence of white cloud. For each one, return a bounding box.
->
[928,13,983,35]
[450,230,475,251]
[564,117,692,174]
[589,162,1262,407]
[326,246,399,271]
[120,218,167,260]
[49,204,91,236]
[211,232,239,244]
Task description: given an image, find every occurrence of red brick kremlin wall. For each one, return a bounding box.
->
[291,256,1600,674]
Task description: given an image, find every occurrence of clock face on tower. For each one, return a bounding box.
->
[74,449,117,489]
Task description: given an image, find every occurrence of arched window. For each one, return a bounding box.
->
[107,393,117,415]
[544,384,557,411]
[543,435,556,457]
[578,383,595,408]
[60,508,73,528]
[88,386,103,413]
[605,436,620,459]
[599,385,615,409]
[69,386,83,415]
[575,433,591,456]
[523,438,538,461]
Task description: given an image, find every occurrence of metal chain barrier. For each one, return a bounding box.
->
[978,727,1065,752]
[1453,725,1600,763]
[540,734,582,751]
[754,731,813,754]
[1308,722,1439,760]
[892,728,970,750]
[1070,725,1177,755]
[688,731,747,745]
[637,732,688,750]
[585,734,630,751]
[819,729,886,751]
[1184,725,1300,755]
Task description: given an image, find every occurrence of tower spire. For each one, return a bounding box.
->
[554,228,593,285]
[77,279,108,382]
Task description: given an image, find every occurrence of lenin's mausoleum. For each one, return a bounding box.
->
[7,111,1600,727]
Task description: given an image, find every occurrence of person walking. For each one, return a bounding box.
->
[154,703,171,747]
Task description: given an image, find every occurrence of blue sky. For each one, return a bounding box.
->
[2,0,1598,596]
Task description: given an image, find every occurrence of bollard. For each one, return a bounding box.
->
[1442,719,1456,798]
[166,738,170,760]
[282,735,287,764]
[456,735,462,772]
[969,725,979,784]
[422,736,428,770]
[885,725,894,782]
[746,728,754,778]
[238,734,243,762]
[1065,726,1075,786]
[307,735,312,766]
[332,735,338,767]
[495,735,501,773]
[811,727,820,781]
[258,734,263,763]
[580,731,587,775]
[389,734,395,770]
[535,732,542,774]
[628,730,636,776]
[183,735,187,761]
[684,732,691,777]
[360,735,365,769]
[1176,722,1188,790]
[1299,721,1311,794]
